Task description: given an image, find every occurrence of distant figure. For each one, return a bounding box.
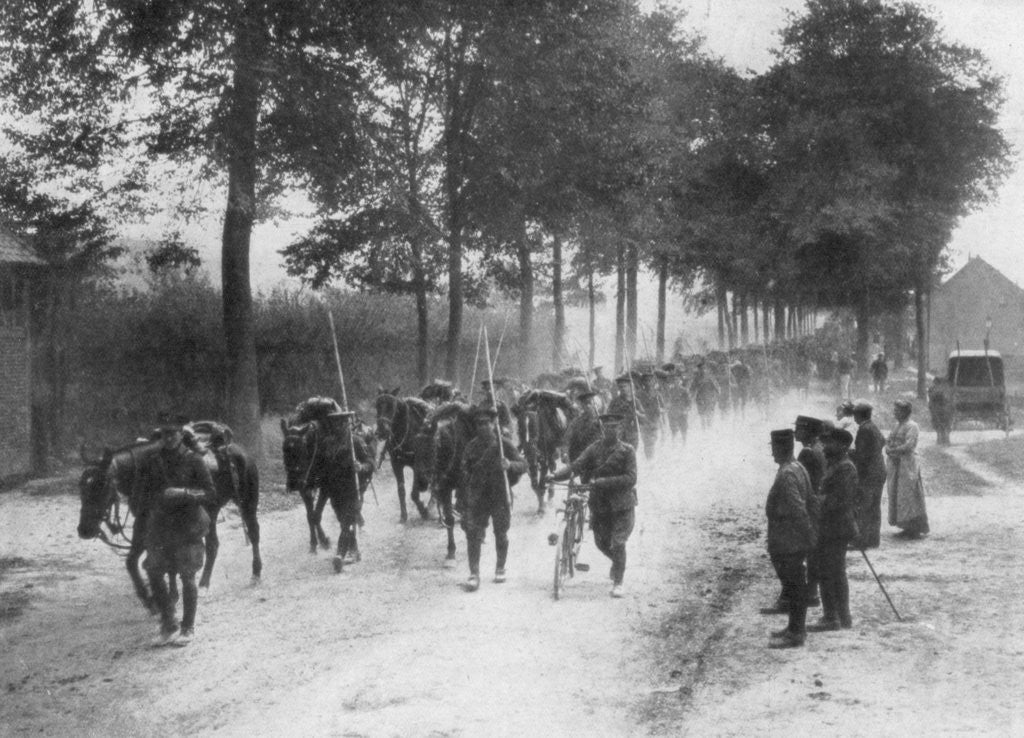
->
[690,363,720,431]
[869,353,889,393]
[928,377,954,445]
[886,400,930,539]
[730,356,752,417]
[836,353,854,400]
[606,375,644,449]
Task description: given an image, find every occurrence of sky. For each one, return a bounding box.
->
[669,0,1024,286]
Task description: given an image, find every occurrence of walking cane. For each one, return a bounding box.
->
[483,326,513,510]
[858,547,903,622]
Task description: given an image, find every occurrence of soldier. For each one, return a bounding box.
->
[928,377,954,445]
[634,370,661,460]
[849,402,886,548]
[478,378,513,437]
[548,413,638,598]
[592,365,613,401]
[730,355,752,418]
[460,407,528,591]
[870,353,889,394]
[763,428,815,648]
[795,415,827,608]
[807,427,858,631]
[606,374,644,449]
[565,389,602,463]
[136,414,216,645]
[690,362,720,431]
[834,400,857,434]
[661,364,691,444]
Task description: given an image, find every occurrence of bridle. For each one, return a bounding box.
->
[376,395,414,455]
[82,452,135,553]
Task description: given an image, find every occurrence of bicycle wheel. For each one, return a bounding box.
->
[563,512,576,580]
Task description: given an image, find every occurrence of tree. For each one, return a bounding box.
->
[0,1,413,453]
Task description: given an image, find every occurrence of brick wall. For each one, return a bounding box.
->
[0,324,31,479]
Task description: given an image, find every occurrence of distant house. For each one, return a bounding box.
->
[0,225,45,482]
[928,256,1024,384]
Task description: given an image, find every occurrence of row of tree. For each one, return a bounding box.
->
[0,0,1012,454]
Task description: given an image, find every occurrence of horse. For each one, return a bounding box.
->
[511,395,540,491]
[519,389,575,514]
[425,401,477,564]
[78,423,261,613]
[374,388,432,522]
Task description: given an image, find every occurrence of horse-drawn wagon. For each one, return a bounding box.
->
[948,349,1012,434]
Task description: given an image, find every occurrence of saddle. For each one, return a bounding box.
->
[186,421,240,500]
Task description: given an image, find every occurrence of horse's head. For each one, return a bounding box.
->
[78,446,115,540]
[374,390,401,441]
[280,420,319,492]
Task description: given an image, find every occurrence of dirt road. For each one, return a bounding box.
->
[2,398,1022,736]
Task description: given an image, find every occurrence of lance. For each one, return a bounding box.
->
[328,310,375,516]
[858,547,903,622]
[483,325,513,509]
[468,322,484,404]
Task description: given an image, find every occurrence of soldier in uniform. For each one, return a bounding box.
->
[135,414,216,645]
[606,374,644,450]
[849,402,886,548]
[795,415,827,609]
[320,410,374,567]
[565,389,602,463]
[730,355,752,418]
[660,364,691,444]
[478,378,514,437]
[460,407,528,591]
[592,366,613,402]
[634,370,661,460]
[763,428,815,648]
[690,362,720,431]
[870,353,889,394]
[928,377,954,445]
[548,413,638,598]
[807,427,858,631]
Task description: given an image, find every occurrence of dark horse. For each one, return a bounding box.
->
[78,424,261,613]
[424,401,477,564]
[519,389,575,514]
[374,389,432,522]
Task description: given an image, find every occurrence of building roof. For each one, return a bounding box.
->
[0,224,45,266]
[948,349,1003,359]
[938,256,1024,300]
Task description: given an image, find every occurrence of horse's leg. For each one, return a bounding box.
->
[393,458,409,523]
[313,489,332,549]
[412,467,430,520]
[299,486,319,553]
[180,572,199,637]
[168,572,179,604]
[199,508,219,589]
[127,531,156,614]
[244,464,262,582]
[329,491,346,574]
[440,485,457,565]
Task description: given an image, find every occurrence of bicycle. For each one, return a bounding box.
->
[547,479,592,600]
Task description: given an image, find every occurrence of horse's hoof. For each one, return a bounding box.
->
[320,538,332,550]
[400,513,409,524]
[536,506,546,516]
[249,575,261,587]
[332,556,344,574]
[416,505,430,520]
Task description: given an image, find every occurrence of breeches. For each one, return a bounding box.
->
[770,552,807,608]
[592,508,634,583]
[462,496,510,545]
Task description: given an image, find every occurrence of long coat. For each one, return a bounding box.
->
[765,461,815,556]
[851,420,886,488]
[817,457,859,544]
[886,420,929,528]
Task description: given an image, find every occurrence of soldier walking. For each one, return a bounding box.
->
[690,363,720,431]
[460,407,528,591]
[565,389,602,463]
[549,413,638,598]
[321,410,374,566]
[606,375,645,449]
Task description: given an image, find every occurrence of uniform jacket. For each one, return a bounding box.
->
[797,444,827,493]
[765,460,815,556]
[565,411,602,463]
[568,439,637,514]
[851,420,886,487]
[134,444,216,516]
[461,434,527,506]
[320,432,373,500]
[606,395,643,445]
[817,456,859,544]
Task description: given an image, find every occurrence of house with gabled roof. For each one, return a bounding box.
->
[0,224,45,482]
[928,256,1024,385]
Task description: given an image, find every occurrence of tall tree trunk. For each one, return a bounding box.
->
[773,299,785,343]
[740,292,749,345]
[752,297,759,344]
[516,220,534,360]
[411,243,429,386]
[855,294,871,375]
[763,297,771,344]
[625,242,638,364]
[727,291,737,350]
[615,245,625,373]
[222,21,264,456]
[656,257,667,363]
[552,234,564,371]
[588,268,596,371]
[915,285,928,399]
[716,281,727,349]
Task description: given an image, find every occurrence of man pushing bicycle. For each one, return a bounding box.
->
[546,413,637,598]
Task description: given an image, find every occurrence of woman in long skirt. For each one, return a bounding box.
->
[885,399,930,538]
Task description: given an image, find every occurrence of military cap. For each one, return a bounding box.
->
[598,413,624,424]
[155,412,190,431]
[770,428,795,446]
[824,427,854,446]
[576,390,599,402]
[794,415,824,436]
[853,401,873,419]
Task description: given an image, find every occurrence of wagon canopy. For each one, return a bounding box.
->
[948,350,1004,387]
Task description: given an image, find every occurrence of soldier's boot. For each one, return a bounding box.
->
[808,583,840,631]
[179,576,198,643]
[837,578,853,629]
[494,538,509,583]
[148,573,178,644]
[464,538,482,591]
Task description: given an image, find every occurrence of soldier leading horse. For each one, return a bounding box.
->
[375,389,432,522]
